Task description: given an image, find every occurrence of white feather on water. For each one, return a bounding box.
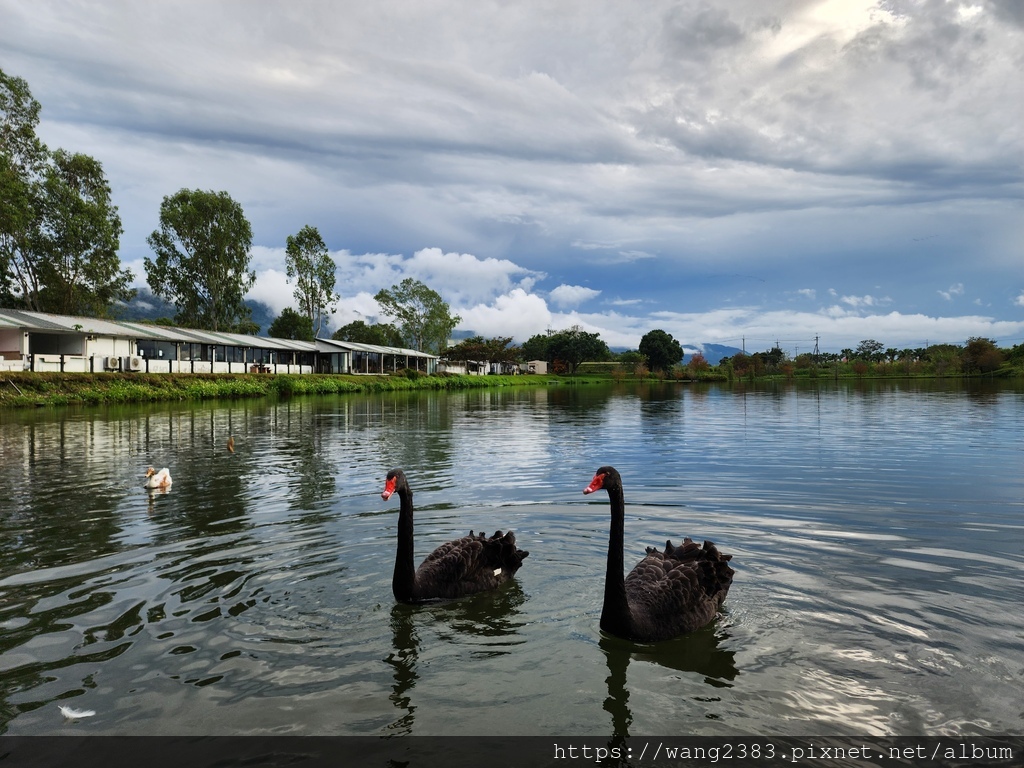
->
[59,705,96,720]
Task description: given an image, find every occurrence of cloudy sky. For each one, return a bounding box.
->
[2,0,1022,352]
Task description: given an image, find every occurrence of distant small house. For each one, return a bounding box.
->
[489,361,521,375]
[527,360,547,374]
[437,358,487,375]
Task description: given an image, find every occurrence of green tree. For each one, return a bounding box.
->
[922,343,962,375]
[793,353,816,370]
[2,71,131,316]
[746,346,788,374]
[0,68,47,307]
[446,335,520,367]
[520,332,551,362]
[445,335,488,363]
[638,329,683,373]
[332,319,405,346]
[285,225,338,337]
[546,324,610,375]
[374,277,461,354]
[962,337,1003,373]
[145,188,256,332]
[854,339,884,362]
[1006,342,1024,367]
[484,336,522,366]
[33,150,132,315]
[268,307,314,341]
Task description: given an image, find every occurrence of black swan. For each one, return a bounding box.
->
[382,468,529,602]
[584,466,734,642]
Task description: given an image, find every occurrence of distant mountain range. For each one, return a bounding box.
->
[681,343,744,365]
[119,289,277,335]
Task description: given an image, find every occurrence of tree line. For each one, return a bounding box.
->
[436,326,691,376]
[439,329,1022,380]
[720,337,1022,379]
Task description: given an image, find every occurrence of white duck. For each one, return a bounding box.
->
[144,466,173,489]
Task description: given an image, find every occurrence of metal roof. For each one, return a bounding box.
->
[0,309,318,351]
[0,308,114,334]
[316,337,437,359]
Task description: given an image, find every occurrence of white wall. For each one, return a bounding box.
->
[85,337,135,357]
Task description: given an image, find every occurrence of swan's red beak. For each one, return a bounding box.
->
[583,473,606,495]
[381,476,397,501]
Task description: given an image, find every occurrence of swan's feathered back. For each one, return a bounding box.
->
[627,537,734,639]
[413,528,529,600]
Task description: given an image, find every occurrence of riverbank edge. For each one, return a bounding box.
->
[1,368,1018,409]
[0,371,565,409]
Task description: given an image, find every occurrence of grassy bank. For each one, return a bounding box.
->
[5,366,1017,409]
[0,371,558,409]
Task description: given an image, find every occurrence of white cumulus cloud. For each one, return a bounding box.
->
[548,284,601,308]
[456,289,554,341]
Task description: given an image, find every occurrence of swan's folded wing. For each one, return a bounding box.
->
[624,540,735,635]
[418,535,486,584]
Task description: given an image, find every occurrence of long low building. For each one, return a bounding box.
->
[0,309,437,375]
[315,337,437,375]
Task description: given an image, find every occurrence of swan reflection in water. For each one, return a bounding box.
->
[384,581,528,734]
[385,604,421,735]
[601,621,739,745]
[145,483,171,515]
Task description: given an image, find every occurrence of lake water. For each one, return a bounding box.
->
[0,380,1022,738]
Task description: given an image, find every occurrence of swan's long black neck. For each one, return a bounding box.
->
[393,485,418,602]
[601,484,632,636]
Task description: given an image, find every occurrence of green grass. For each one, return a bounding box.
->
[0,371,561,409]
[3,364,1018,410]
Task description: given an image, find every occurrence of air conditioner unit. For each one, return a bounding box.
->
[105,356,121,370]
[127,356,143,372]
